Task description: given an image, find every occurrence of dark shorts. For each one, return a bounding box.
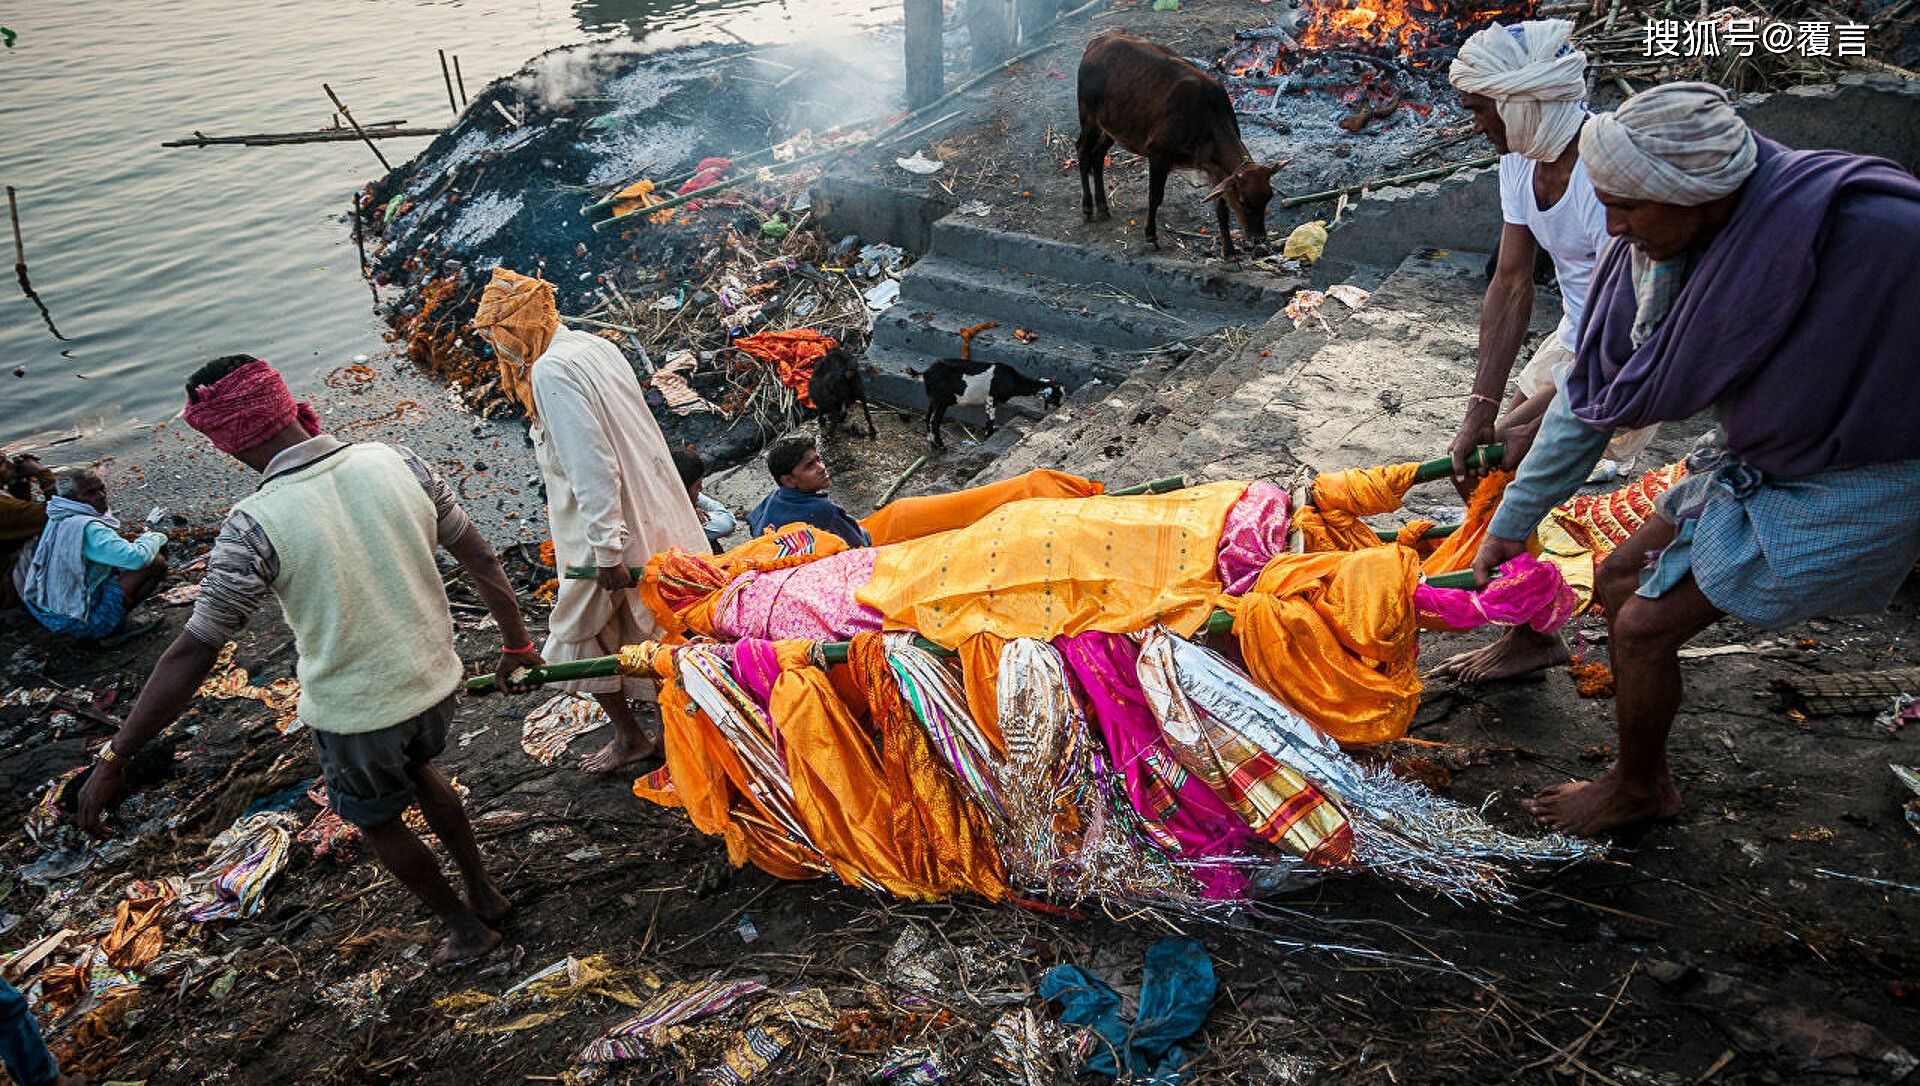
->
[310,694,456,829]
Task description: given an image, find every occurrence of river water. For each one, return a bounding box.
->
[0,0,896,462]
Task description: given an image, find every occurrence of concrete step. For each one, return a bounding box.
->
[967,354,1185,486]
[896,256,1221,351]
[1175,248,1491,485]
[929,218,1301,315]
[868,301,1138,386]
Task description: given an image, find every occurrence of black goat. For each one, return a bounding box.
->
[916,360,1063,450]
[808,348,877,438]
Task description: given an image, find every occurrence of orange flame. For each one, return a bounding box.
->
[1297,0,1428,52]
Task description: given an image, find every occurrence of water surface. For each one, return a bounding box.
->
[0,0,894,460]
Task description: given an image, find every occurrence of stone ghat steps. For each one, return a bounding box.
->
[860,216,1298,421]
[975,249,1519,494]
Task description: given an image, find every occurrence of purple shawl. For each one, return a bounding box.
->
[1570,137,1920,477]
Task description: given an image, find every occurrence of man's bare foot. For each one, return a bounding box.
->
[432,918,502,969]
[1431,627,1570,684]
[1521,771,1682,837]
[466,883,512,927]
[579,731,660,775]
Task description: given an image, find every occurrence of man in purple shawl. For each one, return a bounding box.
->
[1472,82,1920,836]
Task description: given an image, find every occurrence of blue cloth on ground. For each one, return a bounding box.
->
[23,576,124,640]
[1038,937,1216,1084]
[0,975,63,1086]
[746,486,870,548]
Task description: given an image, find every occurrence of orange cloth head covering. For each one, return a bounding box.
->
[471,268,558,414]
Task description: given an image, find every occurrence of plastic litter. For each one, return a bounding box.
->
[1282,220,1328,263]
[855,243,905,278]
[895,152,943,175]
[863,279,901,312]
[1326,283,1370,308]
[521,692,612,764]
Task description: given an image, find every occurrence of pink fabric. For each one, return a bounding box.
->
[731,639,782,712]
[1414,553,1579,633]
[1054,631,1255,899]
[1215,481,1292,595]
[182,359,322,455]
[715,549,883,642]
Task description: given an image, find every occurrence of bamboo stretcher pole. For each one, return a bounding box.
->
[478,568,1495,694]
[499,448,1510,693]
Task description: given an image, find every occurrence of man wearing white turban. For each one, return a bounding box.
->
[1438,20,1656,683]
[1474,82,1920,837]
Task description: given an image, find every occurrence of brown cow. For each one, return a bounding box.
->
[1077,28,1285,259]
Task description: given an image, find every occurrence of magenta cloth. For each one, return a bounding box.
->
[715,549,883,642]
[181,359,322,455]
[1570,138,1920,476]
[1414,553,1579,633]
[730,638,782,713]
[1054,631,1255,899]
[1215,481,1292,596]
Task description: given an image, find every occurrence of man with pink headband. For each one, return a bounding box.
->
[77,355,540,968]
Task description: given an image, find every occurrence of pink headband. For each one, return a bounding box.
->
[182,359,321,456]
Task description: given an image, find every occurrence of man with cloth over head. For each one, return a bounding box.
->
[76,355,541,968]
[1436,18,1659,684]
[1472,83,1920,836]
[471,269,709,774]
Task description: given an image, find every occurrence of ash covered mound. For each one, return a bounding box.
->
[356,36,907,470]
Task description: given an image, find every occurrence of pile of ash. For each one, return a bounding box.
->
[355,37,908,471]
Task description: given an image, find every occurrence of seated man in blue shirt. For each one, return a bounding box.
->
[14,468,168,641]
[746,436,869,548]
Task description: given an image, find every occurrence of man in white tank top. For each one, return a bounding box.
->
[1437,20,1653,682]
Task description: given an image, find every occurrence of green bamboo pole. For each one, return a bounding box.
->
[1373,523,1459,543]
[1109,475,1188,496]
[468,568,1497,694]
[1411,444,1502,484]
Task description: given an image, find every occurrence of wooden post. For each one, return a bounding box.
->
[439,49,460,116]
[7,186,23,271]
[903,0,944,111]
[967,0,1015,72]
[453,55,468,107]
[9,186,68,342]
[1015,0,1058,42]
[322,83,393,171]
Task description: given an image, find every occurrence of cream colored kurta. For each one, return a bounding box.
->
[531,329,708,695]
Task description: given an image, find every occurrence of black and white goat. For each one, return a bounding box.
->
[916,360,1063,450]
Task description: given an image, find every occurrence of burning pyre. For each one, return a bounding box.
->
[1220,0,1538,131]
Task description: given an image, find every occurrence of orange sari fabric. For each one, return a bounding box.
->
[1294,462,1421,553]
[860,470,1107,546]
[630,644,820,880]
[1419,470,1514,575]
[733,329,837,408]
[849,635,1009,900]
[860,481,1247,650]
[1224,546,1422,745]
[958,632,1010,755]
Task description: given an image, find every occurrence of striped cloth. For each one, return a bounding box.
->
[577,978,768,1064]
[676,645,826,861]
[885,637,1007,822]
[1136,630,1354,866]
[1641,438,1920,628]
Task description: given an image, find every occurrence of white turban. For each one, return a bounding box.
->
[1579,82,1758,206]
[1449,20,1588,161]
